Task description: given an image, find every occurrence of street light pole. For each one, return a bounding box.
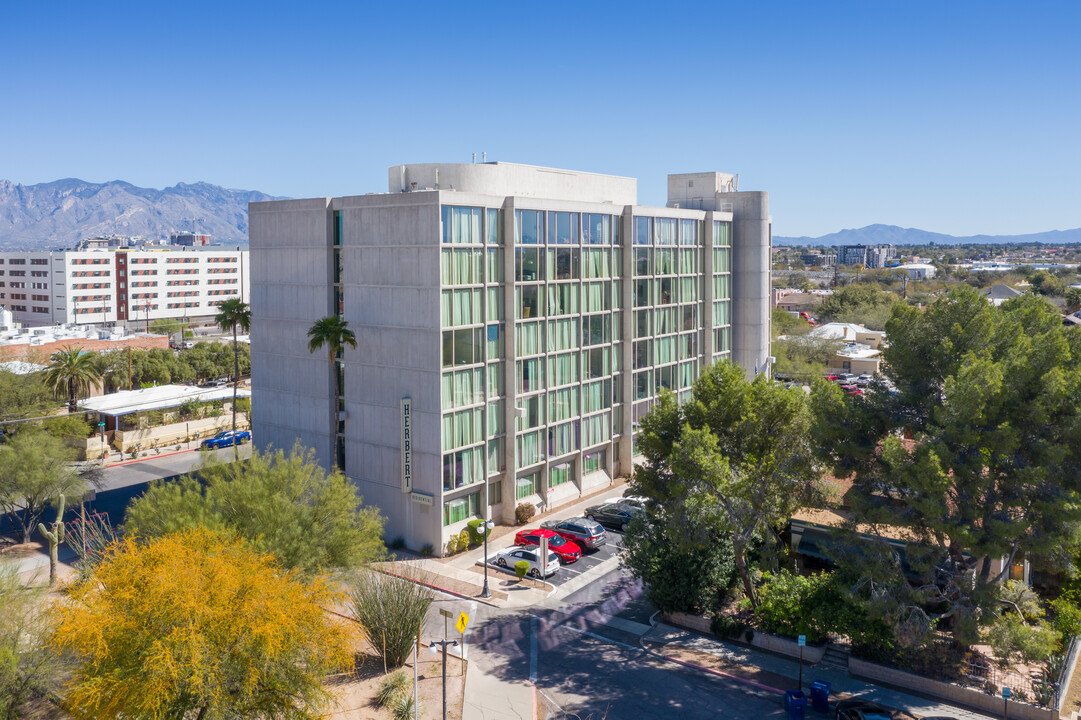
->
[481,518,494,598]
[428,639,458,720]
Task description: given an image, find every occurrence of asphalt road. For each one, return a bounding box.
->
[437,562,787,720]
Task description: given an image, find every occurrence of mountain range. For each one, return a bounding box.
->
[0,178,286,250]
[774,224,1081,247]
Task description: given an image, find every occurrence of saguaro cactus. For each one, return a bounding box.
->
[38,493,66,586]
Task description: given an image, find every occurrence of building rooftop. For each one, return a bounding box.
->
[80,384,250,417]
[809,322,882,341]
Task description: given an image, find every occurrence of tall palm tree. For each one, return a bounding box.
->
[44,346,102,412]
[214,298,251,456]
[307,316,356,470]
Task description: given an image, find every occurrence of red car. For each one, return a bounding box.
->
[824,373,840,381]
[513,528,582,563]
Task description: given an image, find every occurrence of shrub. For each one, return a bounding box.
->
[515,503,536,525]
[388,537,406,551]
[621,514,736,614]
[710,615,747,639]
[419,543,434,558]
[445,537,460,555]
[514,560,530,580]
[458,528,473,551]
[754,570,833,643]
[1048,597,1081,642]
[985,613,1061,669]
[376,670,411,707]
[466,519,491,546]
[393,695,421,720]
[348,570,433,669]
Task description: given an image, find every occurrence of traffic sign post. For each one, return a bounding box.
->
[456,612,469,675]
[797,635,806,690]
[539,536,549,583]
[1003,687,1010,719]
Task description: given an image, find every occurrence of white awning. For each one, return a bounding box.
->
[79,384,250,417]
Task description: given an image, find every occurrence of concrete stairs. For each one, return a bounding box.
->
[818,643,851,670]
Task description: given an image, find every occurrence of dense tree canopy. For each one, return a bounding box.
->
[0,430,87,544]
[96,342,250,391]
[50,528,356,720]
[124,443,385,573]
[632,361,820,606]
[813,287,1081,644]
[817,283,902,330]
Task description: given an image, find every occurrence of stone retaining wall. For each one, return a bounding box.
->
[662,612,826,663]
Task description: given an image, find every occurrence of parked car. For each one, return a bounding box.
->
[824,373,840,381]
[839,383,858,392]
[834,699,914,719]
[540,517,607,550]
[857,373,874,385]
[494,546,560,578]
[585,502,643,532]
[846,388,864,396]
[837,372,857,383]
[200,430,251,449]
[513,528,581,563]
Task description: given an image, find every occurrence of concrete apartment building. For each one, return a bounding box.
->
[838,244,896,269]
[249,162,771,553]
[0,247,249,329]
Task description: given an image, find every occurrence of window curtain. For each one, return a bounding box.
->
[548,421,578,457]
[548,318,576,352]
[584,282,608,312]
[487,362,504,397]
[548,387,578,422]
[550,463,571,487]
[583,413,610,447]
[518,432,543,468]
[517,322,542,356]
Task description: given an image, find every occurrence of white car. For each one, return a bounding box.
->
[494,546,561,578]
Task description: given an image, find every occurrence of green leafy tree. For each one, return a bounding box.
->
[0,567,59,720]
[124,443,385,573]
[817,283,902,330]
[214,298,251,456]
[43,346,101,412]
[632,360,820,607]
[0,370,52,422]
[0,430,86,544]
[1065,286,1081,313]
[620,509,736,613]
[813,287,1081,646]
[307,316,357,469]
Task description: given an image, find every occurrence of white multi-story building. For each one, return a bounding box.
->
[249,162,771,553]
[0,247,249,328]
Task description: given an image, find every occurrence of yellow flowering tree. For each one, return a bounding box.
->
[50,527,356,719]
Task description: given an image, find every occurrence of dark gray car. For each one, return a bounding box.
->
[540,517,607,550]
[585,502,643,532]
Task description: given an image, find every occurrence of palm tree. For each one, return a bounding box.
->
[214,298,251,456]
[307,316,356,470]
[44,346,102,412]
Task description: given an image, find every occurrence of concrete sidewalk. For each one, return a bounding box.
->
[645,622,998,720]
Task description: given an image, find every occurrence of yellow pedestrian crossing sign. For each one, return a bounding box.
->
[456,612,469,634]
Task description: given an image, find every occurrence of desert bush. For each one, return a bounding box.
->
[515,502,536,525]
[419,543,434,558]
[393,695,421,720]
[349,570,433,669]
[376,670,411,707]
[388,536,406,551]
[458,528,473,550]
[985,613,1061,669]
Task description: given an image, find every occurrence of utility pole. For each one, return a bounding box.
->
[127,346,132,390]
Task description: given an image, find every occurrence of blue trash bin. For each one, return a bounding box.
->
[784,690,806,719]
[809,681,831,713]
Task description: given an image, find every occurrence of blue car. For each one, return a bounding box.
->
[200,430,251,450]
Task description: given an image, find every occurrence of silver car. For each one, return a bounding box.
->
[495,546,561,578]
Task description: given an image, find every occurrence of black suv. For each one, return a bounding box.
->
[584,502,643,532]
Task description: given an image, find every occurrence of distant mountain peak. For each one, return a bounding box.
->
[774,224,1081,247]
[0,178,287,250]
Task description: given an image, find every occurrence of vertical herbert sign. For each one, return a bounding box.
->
[401,397,412,493]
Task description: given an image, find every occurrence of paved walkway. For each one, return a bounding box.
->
[645,623,999,720]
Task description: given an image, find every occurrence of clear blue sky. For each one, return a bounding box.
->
[2,1,1078,237]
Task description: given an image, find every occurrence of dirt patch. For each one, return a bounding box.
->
[329,651,466,719]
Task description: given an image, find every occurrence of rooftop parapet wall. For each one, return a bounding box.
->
[389,162,637,205]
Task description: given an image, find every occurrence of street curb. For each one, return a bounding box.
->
[474,560,556,597]
[372,566,501,608]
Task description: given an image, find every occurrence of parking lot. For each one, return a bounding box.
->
[481,525,625,588]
